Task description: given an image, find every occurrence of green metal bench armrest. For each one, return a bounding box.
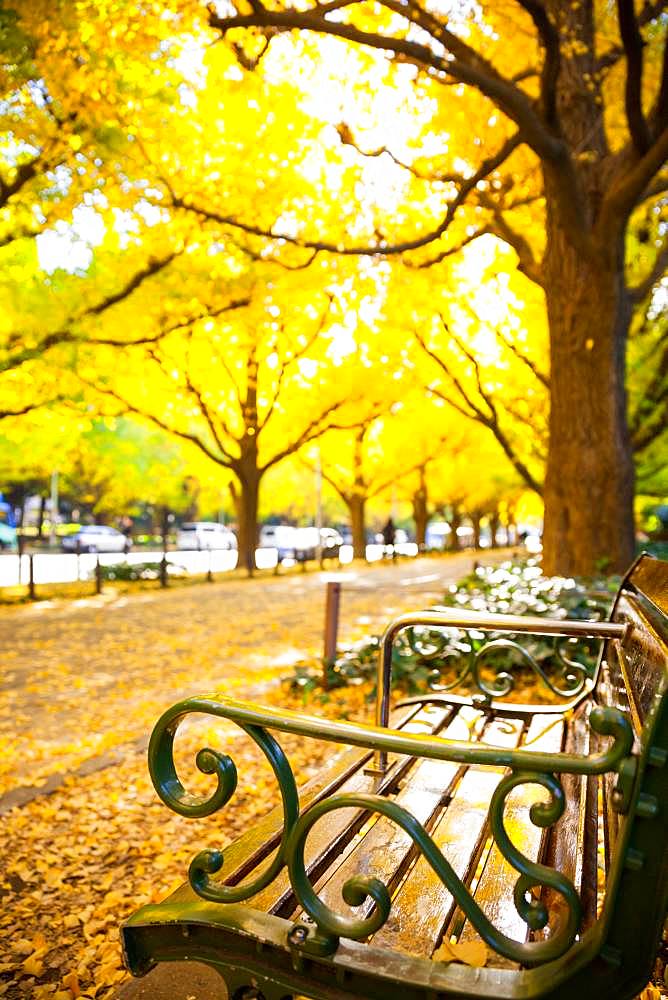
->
[147,694,636,966]
[373,611,629,772]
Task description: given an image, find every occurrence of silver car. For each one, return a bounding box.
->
[176,522,237,550]
[62,525,131,553]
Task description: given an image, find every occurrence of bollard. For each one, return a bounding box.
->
[207,546,213,583]
[160,554,168,588]
[76,540,81,582]
[28,553,36,601]
[95,555,102,595]
[323,581,341,689]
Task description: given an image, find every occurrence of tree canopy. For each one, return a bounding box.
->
[1,0,666,573]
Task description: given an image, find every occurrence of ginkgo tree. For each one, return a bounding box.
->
[81,253,384,573]
[197,0,668,575]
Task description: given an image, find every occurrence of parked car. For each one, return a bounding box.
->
[176,522,237,550]
[425,521,451,550]
[259,524,343,561]
[0,501,17,550]
[292,527,343,561]
[61,525,131,553]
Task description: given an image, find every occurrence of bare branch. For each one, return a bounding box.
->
[0,397,63,420]
[596,1,667,73]
[653,28,668,134]
[495,326,550,387]
[173,131,523,267]
[515,1,561,128]
[414,322,542,492]
[261,396,365,471]
[617,0,653,154]
[80,381,236,469]
[0,157,39,211]
[208,4,565,161]
[478,192,544,285]
[83,253,180,316]
[259,295,334,432]
[629,337,668,452]
[602,126,668,228]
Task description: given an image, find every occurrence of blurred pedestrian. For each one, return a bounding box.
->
[381,517,396,559]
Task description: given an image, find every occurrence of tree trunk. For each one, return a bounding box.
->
[449,504,461,552]
[542,226,635,576]
[470,512,481,551]
[348,494,367,560]
[412,472,428,551]
[488,508,500,549]
[233,468,261,576]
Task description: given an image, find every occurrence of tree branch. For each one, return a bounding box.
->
[515,1,561,128]
[0,157,39,211]
[617,0,653,154]
[414,322,542,492]
[209,3,565,161]
[261,398,366,471]
[595,1,667,73]
[259,294,334,433]
[601,125,668,229]
[173,129,523,268]
[495,326,551,387]
[82,381,235,469]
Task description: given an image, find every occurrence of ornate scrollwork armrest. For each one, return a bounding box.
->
[146,694,635,941]
[148,701,299,903]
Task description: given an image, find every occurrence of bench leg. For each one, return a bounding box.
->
[222,969,295,1000]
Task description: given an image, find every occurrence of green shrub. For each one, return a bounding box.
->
[285,559,618,702]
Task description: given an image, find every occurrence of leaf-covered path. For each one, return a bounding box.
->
[0,552,508,999]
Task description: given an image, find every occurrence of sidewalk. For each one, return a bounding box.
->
[0,550,514,1000]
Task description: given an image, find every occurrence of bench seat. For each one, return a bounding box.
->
[122,555,668,1000]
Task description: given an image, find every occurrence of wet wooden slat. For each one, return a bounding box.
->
[305,707,486,926]
[456,713,564,950]
[542,703,598,931]
[369,713,527,958]
[251,704,457,916]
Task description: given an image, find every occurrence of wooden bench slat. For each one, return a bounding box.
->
[303,706,485,927]
[608,595,667,731]
[367,713,527,958]
[250,704,457,916]
[456,714,564,954]
[123,554,668,1000]
[542,704,598,930]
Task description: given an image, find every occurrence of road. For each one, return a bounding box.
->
[0,550,511,810]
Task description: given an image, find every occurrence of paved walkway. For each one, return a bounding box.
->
[0,550,514,1000]
[0,551,511,811]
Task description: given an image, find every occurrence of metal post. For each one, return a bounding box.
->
[28,553,36,600]
[160,507,169,588]
[323,581,341,688]
[17,533,24,585]
[95,555,102,595]
[207,545,213,583]
[76,540,81,582]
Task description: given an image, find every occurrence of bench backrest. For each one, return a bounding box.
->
[596,554,668,988]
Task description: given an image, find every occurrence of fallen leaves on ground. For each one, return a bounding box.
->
[1,560,461,999]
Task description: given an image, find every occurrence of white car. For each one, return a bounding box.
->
[259,525,343,561]
[62,525,131,553]
[176,522,237,550]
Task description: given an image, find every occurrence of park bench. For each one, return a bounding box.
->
[122,553,668,1000]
